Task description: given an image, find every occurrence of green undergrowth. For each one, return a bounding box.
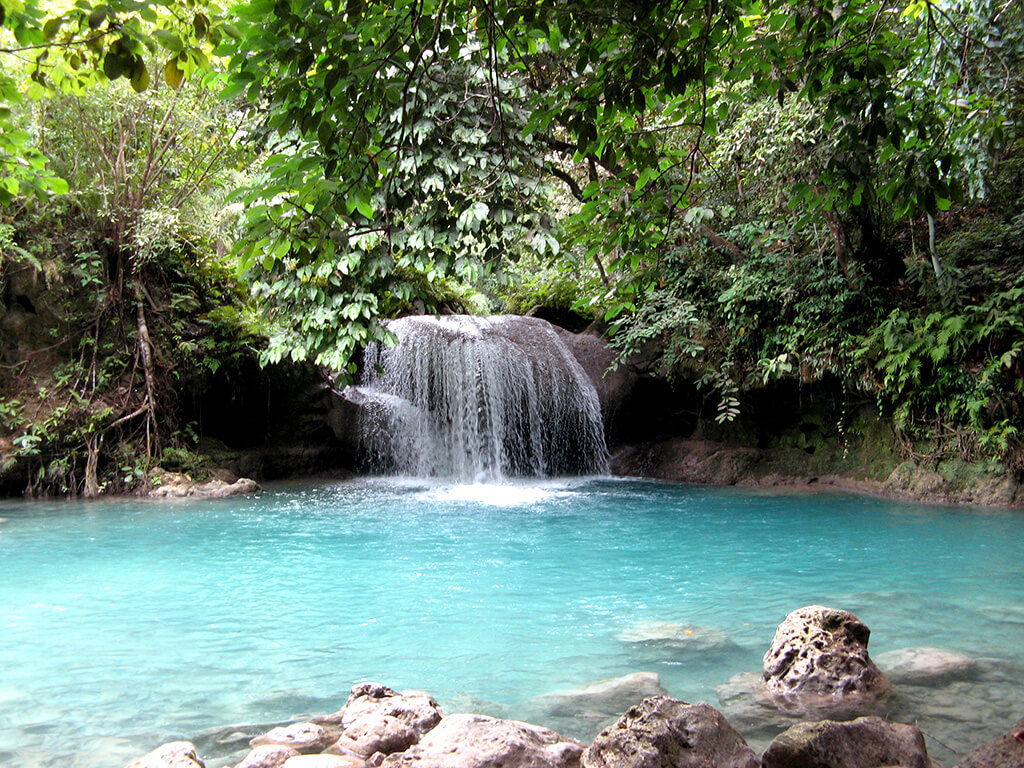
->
[0,196,263,497]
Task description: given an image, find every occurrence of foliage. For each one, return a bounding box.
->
[228,7,560,374]
[1,0,230,203]
[499,246,603,317]
[858,281,1023,462]
[0,65,260,495]
[2,0,1023,496]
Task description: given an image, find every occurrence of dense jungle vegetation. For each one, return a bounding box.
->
[0,0,1021,496]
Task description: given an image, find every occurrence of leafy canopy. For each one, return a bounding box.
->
[223,0,1020,373]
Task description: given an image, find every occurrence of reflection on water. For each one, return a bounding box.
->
[0,478,1022,767]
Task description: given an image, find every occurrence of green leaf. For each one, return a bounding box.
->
[193,12,209,40]
[102,52,125,80]
[164,57,184,89]
[43,17,63,40]
[154,28,183,52]
[130,61,150,92]
[88,6,106,29]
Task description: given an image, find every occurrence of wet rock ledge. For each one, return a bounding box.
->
[124,607,1024,768]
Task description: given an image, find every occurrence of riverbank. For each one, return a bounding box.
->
[611,437,1024,507]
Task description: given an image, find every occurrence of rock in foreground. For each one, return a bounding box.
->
[330,682,444,758]
[250,722,339,754]
[582,697,758,768]
[763,606,891,705]
[954,715,1024,768]
[125,741,206,768]
[235,744,300,768]
[381,713,583,768]
[761,716,929,768]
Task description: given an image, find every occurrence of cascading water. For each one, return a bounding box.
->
[343,315,609,481]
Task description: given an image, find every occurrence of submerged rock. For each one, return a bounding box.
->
[954,715,1024,768]
[381,713,583,768]
[531,672,668,720]
[124,741,206,768]
[582,697,758,768]
[197,721,287,756]
[714,672,805,746]
[330,683,444,758]
[615,621,731,652]
[762,606,891,707]
[761,716,929,768]
[874,646,975,685]
[251,722,340,754]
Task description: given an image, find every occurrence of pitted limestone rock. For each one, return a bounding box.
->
[581,697,759,768]
[762,606,891,702]
[761,716,929,768]
[330,683,444,758]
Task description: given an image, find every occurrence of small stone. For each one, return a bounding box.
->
[124,741,205,768]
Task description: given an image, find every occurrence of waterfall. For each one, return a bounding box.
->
[344,315,609,481]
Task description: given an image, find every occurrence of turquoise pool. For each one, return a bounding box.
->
[1,478,1022,767]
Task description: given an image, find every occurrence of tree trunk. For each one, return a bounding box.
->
[133,281,158,460]
[822,206,854,283]
[83,434,101,498]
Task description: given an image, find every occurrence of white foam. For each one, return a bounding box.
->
[421,482,569,507]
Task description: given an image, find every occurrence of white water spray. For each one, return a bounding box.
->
[344,315,609,481]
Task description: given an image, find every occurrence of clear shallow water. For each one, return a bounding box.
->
[1,478,1022,767]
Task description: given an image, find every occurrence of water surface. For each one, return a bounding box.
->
[1,478,1022,767]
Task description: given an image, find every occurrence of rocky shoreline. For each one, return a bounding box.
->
[123,607,1024,768]
[610,438,1024,508]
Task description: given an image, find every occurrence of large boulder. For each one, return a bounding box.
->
[954,715,1024,768]
[124,741,206,768]
[763,606,891,705]
[554,328,637,432]
[330,683,444,758]
[381,713,583,768]
[582,697,758,768]
[761,716,929,768]
[251,722,340,754]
